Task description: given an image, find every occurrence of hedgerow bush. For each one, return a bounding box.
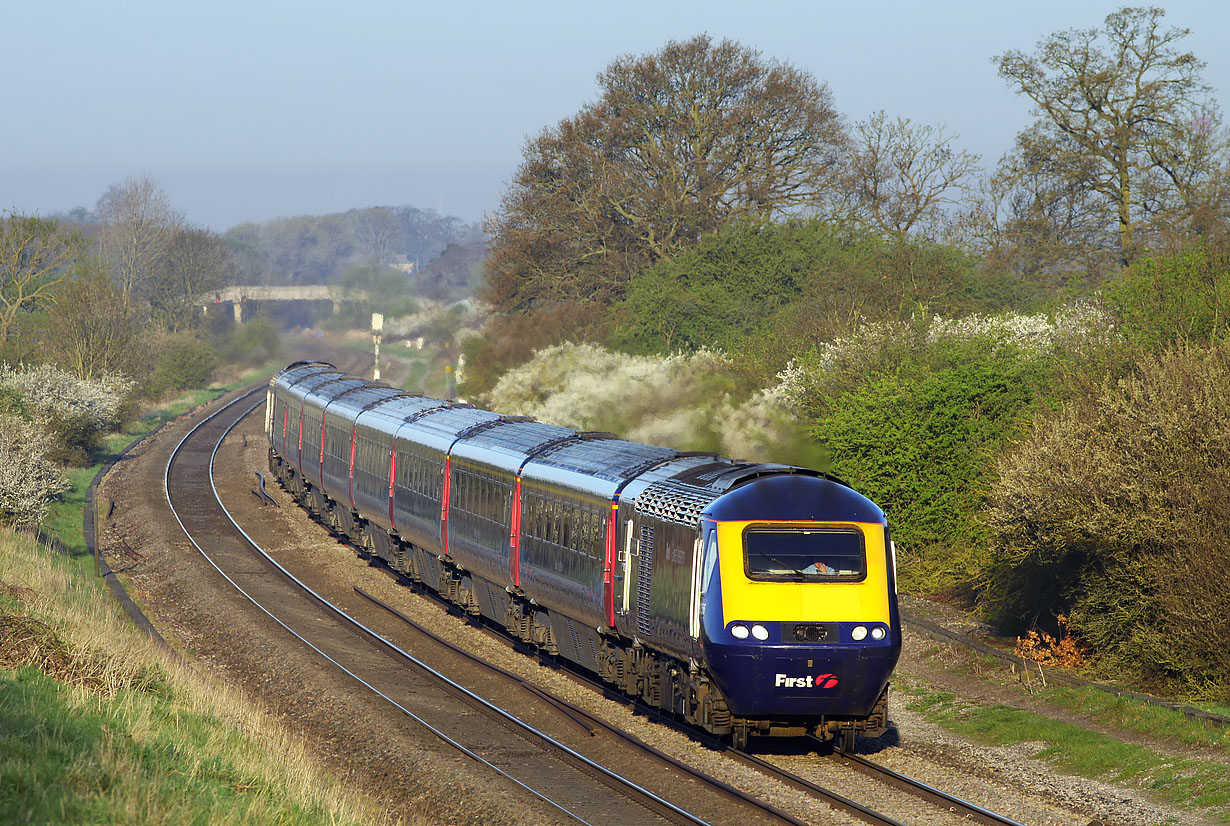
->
[808,335,1047,593]
[0,365,134,466]
[984,342,1230,699]
[0,413,67,529]
[219,318,282,368]
[779,307,1109,594]
[1102,241,1230,351]
[143,335,217,398]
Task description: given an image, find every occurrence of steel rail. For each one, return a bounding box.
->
[818,739,1029,826]
[163,391,716,826]
[351,585,813,826]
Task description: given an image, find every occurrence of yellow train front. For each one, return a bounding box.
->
[696,473,899,748]
[613,464,899,749]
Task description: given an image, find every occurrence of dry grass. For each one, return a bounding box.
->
[0,527,414,826]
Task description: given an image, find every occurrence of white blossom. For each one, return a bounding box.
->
[482,343,804,460]
[0,364,134,433]
[0,413,68,529]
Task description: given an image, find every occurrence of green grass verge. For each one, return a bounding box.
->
[896,675,1230,820]
[1,667,341,825]
[0,530,392,826]
[41,367,277,572]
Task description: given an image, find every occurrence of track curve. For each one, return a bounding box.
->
[165,390,805,826]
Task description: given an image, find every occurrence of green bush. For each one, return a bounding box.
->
[1103,242,1230,351]
[612,219,1013,365]
[809,334,1047,594]
[984,342,1230,699]
[143,336,217,398]
[220,319,282,368]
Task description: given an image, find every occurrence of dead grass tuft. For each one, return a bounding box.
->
[1014,615,1087,668]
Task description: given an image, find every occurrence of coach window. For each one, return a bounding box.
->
[590,510,603,557]
[701,528,719,592]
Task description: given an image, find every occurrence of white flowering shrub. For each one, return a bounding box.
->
[778,303,1115,410]
[0,364,134,465]
[0,413,68,530]
[0,364,133,434]
[482,343,823,465]
[925,302,1112,353]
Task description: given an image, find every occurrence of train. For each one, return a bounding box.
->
[265,361,900,749]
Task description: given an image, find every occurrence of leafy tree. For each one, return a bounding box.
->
[485,35,846,321]
[0,212,87,344]
[42,267,141,380]
[222,206,482,290]
[994,6,1226,265]
[330,262,417,327]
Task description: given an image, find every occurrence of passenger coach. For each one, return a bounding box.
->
[267,361,900,749]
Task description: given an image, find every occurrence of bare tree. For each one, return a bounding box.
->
[351,208,400,263]
[994,6,1223,263]
[146,227,233,331]
[0,212,87,343]
[96,174,183,306]
[832,111,981,243]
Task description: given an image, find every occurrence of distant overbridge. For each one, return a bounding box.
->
[205,285,370,323]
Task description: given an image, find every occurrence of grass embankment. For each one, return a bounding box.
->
[898,643,1230,822]
[42,374,267,566]
[3,364,404,825]
[0,529,395,825]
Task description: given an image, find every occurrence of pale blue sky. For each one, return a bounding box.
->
[4,1,1228,230]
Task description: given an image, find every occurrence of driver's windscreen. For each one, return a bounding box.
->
[743,527,866,581]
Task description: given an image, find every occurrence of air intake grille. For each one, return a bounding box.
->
[635,525,655,636]
[635,481,716,526]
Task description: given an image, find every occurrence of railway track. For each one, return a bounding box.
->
[166,389,802,826]
[351,577,1035,826]
[353,581,1039,826]
[187,390,1070,826]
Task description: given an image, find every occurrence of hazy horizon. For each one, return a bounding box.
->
[6,1,1228,232]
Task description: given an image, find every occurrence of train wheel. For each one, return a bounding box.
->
[731,723,749,752]
[835,727,856,754]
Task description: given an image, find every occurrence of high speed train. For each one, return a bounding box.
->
[266,361,900,749]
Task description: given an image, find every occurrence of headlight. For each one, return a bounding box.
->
[851,625,868,641]
[751,624,769,641]
[730,624,750,639]
[871,626,887,641]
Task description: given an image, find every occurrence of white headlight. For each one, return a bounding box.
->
[731,624,750,639]
[871,626,887,641]
[751,624,769,641]
[851,625,868,641]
